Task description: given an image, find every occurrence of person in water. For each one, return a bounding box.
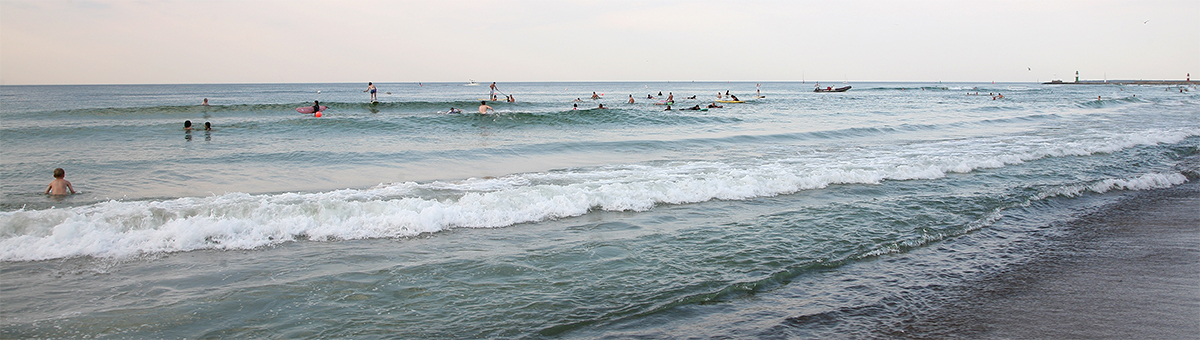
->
[664,105,672,111]
[667,92,674,103]
[312,100,321,114]
[204,122,212,131]
[448,107,462,114]
[45,168,76,195]
[202,98,209,106]
[628,95,635,104]
[685,105,701,110]
[507,95,515,103]
[730,94,740,101]
[707,103,723,108]
[365,82,377,101]
[591,92,600,100]
[478,101,495,114]
[597,103,607,109]
[573,103,578,110]
[184,120,193,131]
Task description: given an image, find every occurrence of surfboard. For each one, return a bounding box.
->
[715,100,745,103]
[296,105,327,113]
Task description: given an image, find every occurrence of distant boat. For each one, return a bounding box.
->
[814,86,851,93]
[463,79,479,86]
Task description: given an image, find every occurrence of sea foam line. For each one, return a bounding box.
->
[1,129,1196,261]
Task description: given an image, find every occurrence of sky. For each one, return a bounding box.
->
[1,0,1197,85]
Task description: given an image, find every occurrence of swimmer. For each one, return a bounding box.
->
[202,98,209,106]
[312,100,321,114]
[45,168,76,195]
[628,95,635,104]
[573,103,578,110]
[664,105,672,111]
[184,120,193,131]
[598,103,607,109]
[204,122,212,131]
[591,92,600,100]
[507,94,515,103]
[479,101,494,114]
[448,107,462,114]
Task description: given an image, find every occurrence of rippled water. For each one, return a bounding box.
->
[1,81,1197,338]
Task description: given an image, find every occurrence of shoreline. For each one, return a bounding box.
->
[905,180,1200,338]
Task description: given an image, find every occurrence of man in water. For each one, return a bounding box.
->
[591,92,600,100]
[479,101,495,114]
[365,82,377,102]
[628,95,635,104]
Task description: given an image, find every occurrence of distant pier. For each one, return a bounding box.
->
[1043,80,1197,85]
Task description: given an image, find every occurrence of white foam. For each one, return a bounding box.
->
[2,128,1196,261]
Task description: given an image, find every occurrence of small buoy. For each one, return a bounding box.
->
[315,112,322,117]
[317,90,321,94]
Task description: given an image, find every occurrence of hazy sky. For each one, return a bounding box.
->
[2,0,1196,85]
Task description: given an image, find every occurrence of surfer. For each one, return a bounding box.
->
[365,82,377,101]
[448,107,462,114]
[686,95,696,99]
[707,103,723,109]
[684,105,701,110]
[312,101,321,114]
[716,92,722,100]
[479,101,495,114]
[730,94,740,101]
[667,92,674,103]
[45,168,76,195]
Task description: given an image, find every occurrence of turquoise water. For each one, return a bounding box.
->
[1,82,1198,338]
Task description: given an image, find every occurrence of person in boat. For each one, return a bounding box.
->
[707,103,722,109]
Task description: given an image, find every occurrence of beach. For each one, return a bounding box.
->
[1,82,1197,338]
[895,180,1200,339]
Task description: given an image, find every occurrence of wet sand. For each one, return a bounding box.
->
[911,181,1200,338]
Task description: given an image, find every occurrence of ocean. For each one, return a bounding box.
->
[1,81,1197,338]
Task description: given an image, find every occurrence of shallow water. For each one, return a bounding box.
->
[1,81,1198,338]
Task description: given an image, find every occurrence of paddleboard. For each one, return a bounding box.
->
[296,106,328,113]
[715,100,745,103]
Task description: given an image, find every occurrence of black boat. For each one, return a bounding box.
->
[813,86,851,92]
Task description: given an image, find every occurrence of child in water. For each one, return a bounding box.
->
[45,168,76,195]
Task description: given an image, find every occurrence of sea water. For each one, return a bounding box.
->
[1,81,1197,338]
